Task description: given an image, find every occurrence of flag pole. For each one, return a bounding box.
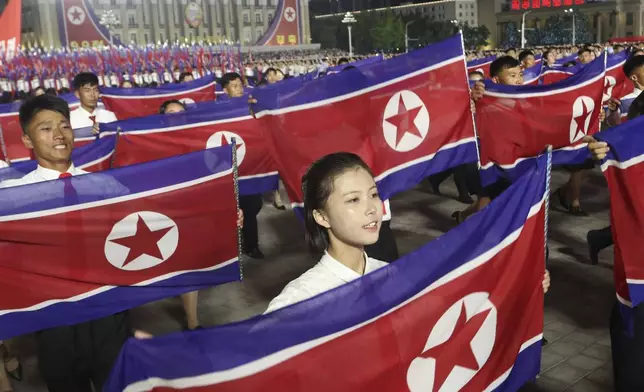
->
[0,124,9,166]
[108,127,121,169]
[457,31,482,170]
[544,144,553,266]
[231,137,243,280]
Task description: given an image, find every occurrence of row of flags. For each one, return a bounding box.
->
[0,41,245,92]
[1,33,643,390]
[105,145,552,392]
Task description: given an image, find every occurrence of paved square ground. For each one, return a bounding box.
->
[7,167,616,391]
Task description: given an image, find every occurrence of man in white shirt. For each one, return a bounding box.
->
[0,95,131,391]
[69,72,118,134]
[0,160,7,169]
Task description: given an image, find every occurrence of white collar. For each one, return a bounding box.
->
[34,163,77,182]
[319,250,370,283]
[78,106,97,116]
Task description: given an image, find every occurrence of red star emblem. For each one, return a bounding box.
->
[572,99,591,141]
[219,133,243,149]
[71,8,82,22]
[420,303,490,392]
[286,9,295,20]
[109,214,173,268]
[385,95,424,148]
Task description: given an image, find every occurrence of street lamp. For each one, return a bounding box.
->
[405,21,414,53]
[99,9,118,47]
[521,10,532,49]
[565,8,576,46]
[342,12,357,57]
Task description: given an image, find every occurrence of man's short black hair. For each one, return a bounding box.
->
[577,47,592,57]
[178,72,193,82]
[623,54,644,77]
[490,56,521,78]
[337,57,350,65]
[341,65,357,71]
[518,50,534,62]
[468,70,484,78]
[31,87,46,97]
[263,67,278,76]
[159,99,186,114]
[220,72,242,89]
[19,95,70,134]
[504,47,516,54]
[72,72,99,90]
[45,88,58,96]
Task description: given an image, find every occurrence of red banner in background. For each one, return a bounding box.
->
[0,0,22,60]
[256,0,301,46]
[57,0,112,49]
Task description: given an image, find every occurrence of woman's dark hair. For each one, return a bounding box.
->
[45,88,58,96]
[301,152,373,253]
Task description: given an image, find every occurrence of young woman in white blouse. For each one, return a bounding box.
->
[265,152,551,314]
[265,153,388,313]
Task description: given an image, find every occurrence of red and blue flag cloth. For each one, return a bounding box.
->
[315,54,385,78]
[467,55,497,78]
[0,145,240,340]
[0,93,80,162]
[100,75,217,120]
[101,99,278,196]
[0,133,117,183]
[477,52,606,186]
[522,62,545,86]
[106,149,551,392]
[596,116,644,334]
[252,34,477,206]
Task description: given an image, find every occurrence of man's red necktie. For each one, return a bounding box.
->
[89,115,96,124]
[58,172,72,179]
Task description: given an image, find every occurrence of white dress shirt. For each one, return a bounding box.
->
[264,251,387,314]
[69,106,118,129]
[0,160,8,169]
[0,164,87,188]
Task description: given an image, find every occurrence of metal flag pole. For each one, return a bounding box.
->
[231,137,243,281]
[544,145,553,266]
[0,124,9,166]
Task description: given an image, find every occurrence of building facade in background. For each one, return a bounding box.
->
[20,0,311,48]
[479,0,644,47]
[314,0,478,26]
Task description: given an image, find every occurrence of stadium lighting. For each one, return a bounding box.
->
[342,12,357,57]
[565,9,576,46]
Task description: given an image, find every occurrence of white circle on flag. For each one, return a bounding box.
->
[569,96,595,144]
[179,97,196,105]
[406,292,497,392]
[104,211,179,271]
[67,6,86,25]
[206,131,246,166]
[382,90,430,152]
[603,76,616,103]
[284,6,296,22]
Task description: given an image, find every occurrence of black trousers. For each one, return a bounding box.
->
[427,165,470,197]
[610,302,644,391]
[240,194,263,252]
[590,225,614,251]
[36,312,131,392]
[365,221,399,263]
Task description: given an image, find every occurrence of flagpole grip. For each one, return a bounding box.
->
[544,145,553,267]
[231,137,243,280]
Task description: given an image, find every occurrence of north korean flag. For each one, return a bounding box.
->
[103,99,278,196]
[596,116,644,325]
[252,34,477,203]
[100,76,217,120]
[0,94,80,162]
[604,50,631,102]
[0,133,117,183]
[467,55,497,78]
[0,145,240,340]
[523,62,544,85]
[477,52,605,185]
[106,148,551,392]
